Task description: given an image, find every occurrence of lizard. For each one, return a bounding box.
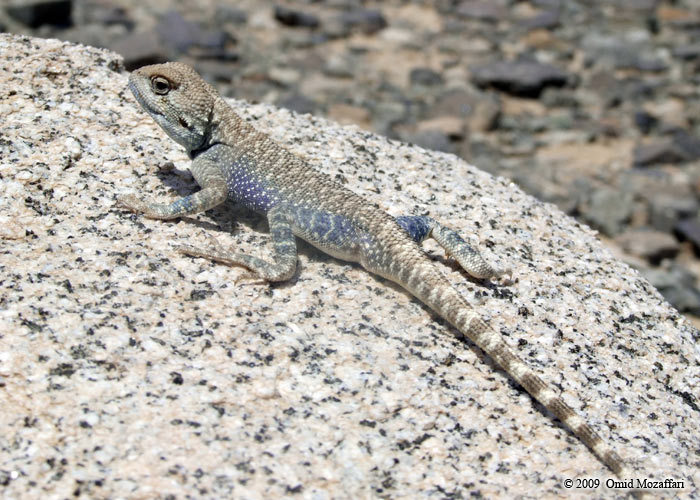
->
[118,62,627,479]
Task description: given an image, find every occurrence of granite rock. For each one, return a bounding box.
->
[0,35,697,499]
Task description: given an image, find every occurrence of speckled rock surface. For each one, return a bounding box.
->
[0,34,697,499]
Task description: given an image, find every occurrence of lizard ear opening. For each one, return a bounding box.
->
[178,117,189,129]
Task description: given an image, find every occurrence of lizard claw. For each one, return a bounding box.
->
[233,271,266,286]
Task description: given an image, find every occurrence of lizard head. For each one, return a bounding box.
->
[129,62,216,154]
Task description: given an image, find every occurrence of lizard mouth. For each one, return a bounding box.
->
[128,78,163,118]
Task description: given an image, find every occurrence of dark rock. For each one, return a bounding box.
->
[215,6,248,25]
[649,195,699,231]
[326,9,387,37]
[675,218,700,251]
[612,0,659,10]
[586,72,627,108]
[409,68,444,86]
[531,0,561,7]
[7,0,72,28]
[672,44,700,60]
[634,111,658,134]
[60,24,125,49]
[520,10,560,30]
[634,140,686,166]
[277,94,316,114]
[193,61,239,82]
[634,130,700,166]
[642,264,700,315]
[581,188,634,236]
[198,30,228,50]
[274,5,320,28]
[430,91,502,133]
[582,34,667,72]
[672,129,700,159]
[628,54,667,72]
[615,229,680,263]
[156,10,202,53]
[470,60,569,98]
[323,54,355,78]
[540,88,579,108]
[404,130,455,154]
[456,1,506,22]
[427,89,477,118]
[72,2,133,29]
[152,11,231,59]
[110,31,169,71]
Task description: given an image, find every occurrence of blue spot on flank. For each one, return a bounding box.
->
[395,215,432,243]
[224,154,278,213]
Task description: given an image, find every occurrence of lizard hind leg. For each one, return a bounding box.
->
[176,206,298,282]
[395,215,510,281]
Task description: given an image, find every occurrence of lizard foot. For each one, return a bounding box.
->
[116,194,147,214]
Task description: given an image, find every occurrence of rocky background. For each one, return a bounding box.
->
[3,0,700,323]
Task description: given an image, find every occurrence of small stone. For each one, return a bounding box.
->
[267,67,302,87]
[427,89,477,118]
[72,1,133,28]
[615,229,679,263]
[326,9,387,37]
[634,130,700,166]
[274,6,320,28]
[110,31,168,71]
[634,111,658,134]
[403,130,454,154]
[327,104,371,127]
[469,98,500,132]
[633,140,686,166]
[323,54,355,78]
[409,68,444,86]
[641,264,700,314]
[520,10,560,30]
[416,116,465,139]
[456,1,507,22]
[215,6,248,25]
[656,5,699,25]
[672,44,700,60]
[582,188,634,236]
[649,195,699,231]
[470,60,569,98]
[156,10,201,53]
[675,218,700,251]
[277,94,316,114]
[672,130,700,160]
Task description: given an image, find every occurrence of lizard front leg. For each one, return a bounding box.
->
[178,204,298,282]
[395,215,510,280]
[117,156,228,220]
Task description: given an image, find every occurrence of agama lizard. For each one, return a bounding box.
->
[118,62,627,478]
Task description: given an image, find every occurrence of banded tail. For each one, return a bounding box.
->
[389,251,626,476]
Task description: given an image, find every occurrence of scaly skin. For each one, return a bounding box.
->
[119,62,627,478]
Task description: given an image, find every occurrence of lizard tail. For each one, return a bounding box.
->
[393,258,627,477]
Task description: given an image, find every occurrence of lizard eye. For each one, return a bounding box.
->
[151,76,171,95]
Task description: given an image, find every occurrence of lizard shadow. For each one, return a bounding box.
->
[363,262,577,440]
[156,173,566,434]
[156,171,327,287]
